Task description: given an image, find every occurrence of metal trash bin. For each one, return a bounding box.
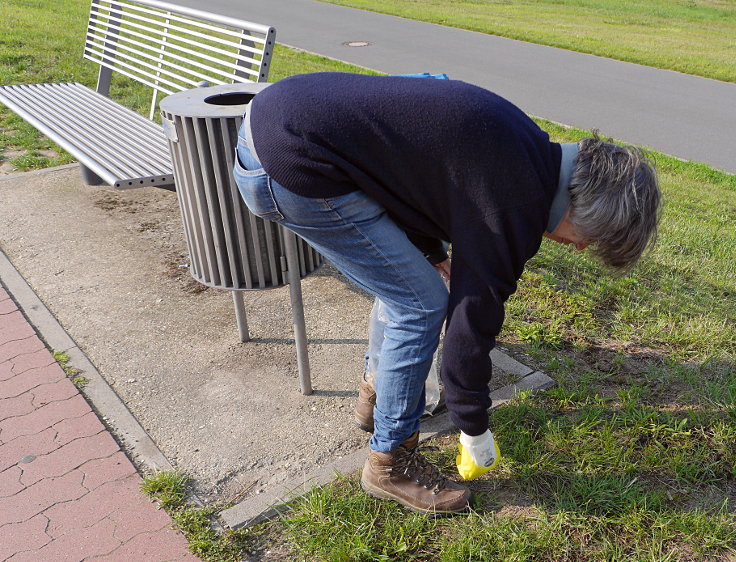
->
[160,83,322,394]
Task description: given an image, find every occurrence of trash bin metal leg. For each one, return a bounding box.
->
[283,229,312,395]
[232,291,250,342]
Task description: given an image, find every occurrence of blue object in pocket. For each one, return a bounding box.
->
[395,72,449,80]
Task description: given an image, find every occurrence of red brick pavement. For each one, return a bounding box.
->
[0,285,199,561]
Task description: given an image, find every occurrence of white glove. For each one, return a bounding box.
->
[456,429,501,480]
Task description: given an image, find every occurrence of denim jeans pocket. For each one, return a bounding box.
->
[232,140,284,222]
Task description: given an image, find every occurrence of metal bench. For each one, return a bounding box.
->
[0,0,275,189]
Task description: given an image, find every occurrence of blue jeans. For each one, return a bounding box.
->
[233,128,448,452]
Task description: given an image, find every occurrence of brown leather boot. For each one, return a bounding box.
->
[354,374,376,433]
[361,431,471,514]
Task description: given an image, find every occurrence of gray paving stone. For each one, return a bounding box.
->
[490,348,534,378]
[490,371,556,406]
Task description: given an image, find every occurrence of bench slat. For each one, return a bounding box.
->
[84,42,200,95]
[0,84,134,184]
[85,0,275,93]
[18,85,170,183]
[16,83,171,176]
[96,3,269,49]
[85,24,263,81]
[109,0,275,36]
[0,83,175,188]
[98,2,269,44]
[86,13,265,80]
[52,83,172,169]
[40,84,174,185]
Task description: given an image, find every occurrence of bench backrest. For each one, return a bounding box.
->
[85,0,276,118]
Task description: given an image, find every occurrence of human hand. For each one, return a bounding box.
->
[433,258,451,289]
[456,429,501,480]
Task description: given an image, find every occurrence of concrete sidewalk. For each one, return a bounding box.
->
[172,0,736,174]
[0,281,198,562]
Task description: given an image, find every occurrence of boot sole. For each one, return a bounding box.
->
[360,480,470,516]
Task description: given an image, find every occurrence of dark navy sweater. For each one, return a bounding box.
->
[250,73,562,436]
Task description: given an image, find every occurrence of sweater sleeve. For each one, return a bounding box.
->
[441,203,546,436]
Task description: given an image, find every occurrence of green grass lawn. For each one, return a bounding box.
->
[321,0,736,84]
[4,0,736,560]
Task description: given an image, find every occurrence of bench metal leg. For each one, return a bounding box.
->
[232,291,250,342]
[283,228,312,396]
[79,164,106,186]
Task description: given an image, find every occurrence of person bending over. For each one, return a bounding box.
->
[233,72,661,514]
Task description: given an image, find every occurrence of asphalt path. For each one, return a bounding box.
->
[176,0,736,173]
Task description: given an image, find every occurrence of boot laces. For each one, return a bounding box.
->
[389,445,447,494]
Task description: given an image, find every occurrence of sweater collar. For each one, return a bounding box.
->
[546,142,579,233]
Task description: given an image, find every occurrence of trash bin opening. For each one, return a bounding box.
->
[204,92,256,106]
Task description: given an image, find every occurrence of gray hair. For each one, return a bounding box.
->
[568,132,662,273]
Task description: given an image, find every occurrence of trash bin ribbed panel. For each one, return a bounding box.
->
[160,83,322,291]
